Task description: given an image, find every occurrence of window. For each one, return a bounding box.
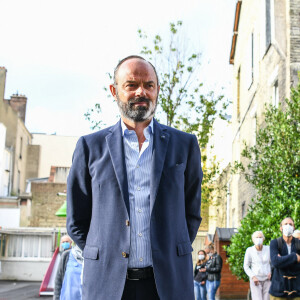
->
[1,234,52,260]
[242,201,246,218]
[19,137,23,159]
[226,182,230,228]
[237,68,241,121]
[273,80,279,107]
[266,0,271,49]
[17,170,20,194]
[246,32,254,89]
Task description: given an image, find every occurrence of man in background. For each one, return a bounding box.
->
[269,217,300,299]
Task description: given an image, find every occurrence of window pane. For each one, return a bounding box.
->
[8,235,23,257]
[23,236,39,258]
[40,236,52,258]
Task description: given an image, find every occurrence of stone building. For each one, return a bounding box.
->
[228,0,300,226]
[0,67,80,228]
[0,67,32,196]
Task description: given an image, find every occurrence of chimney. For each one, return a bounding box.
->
[9,94,28,123]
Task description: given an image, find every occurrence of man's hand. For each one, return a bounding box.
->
[267,273,271,280]
[199,268,206,272]
[201,281,205,285]
[252,276,259,286]
[296,253,300,263]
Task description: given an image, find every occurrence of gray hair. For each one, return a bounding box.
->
[252,231,265,241]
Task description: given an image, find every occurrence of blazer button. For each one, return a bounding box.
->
[126,220,130,226]
[122,252,129,258]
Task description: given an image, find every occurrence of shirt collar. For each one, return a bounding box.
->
[121,118,154,136]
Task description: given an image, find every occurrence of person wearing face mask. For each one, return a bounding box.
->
[203,243,223,300]
[243,231,271,300]
[54,236,83,300]
[293,230,300,240]
[60,235,72,251]
[269,217,300,299]
[194,250,208,300]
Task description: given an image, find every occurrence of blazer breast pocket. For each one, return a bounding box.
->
[164,163,185,173]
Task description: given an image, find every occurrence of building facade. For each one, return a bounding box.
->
[229,0,300,226]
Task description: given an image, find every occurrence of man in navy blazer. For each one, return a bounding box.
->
[269,217,300,299]
[67,55,203,300]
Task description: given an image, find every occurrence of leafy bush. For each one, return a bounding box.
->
[226,81,300,281]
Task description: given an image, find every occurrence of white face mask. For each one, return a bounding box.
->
[208,252,213,258]
[198,254,205,260]
[282,224,294,237]
[254,237,263,246]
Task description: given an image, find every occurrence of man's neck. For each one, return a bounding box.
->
[283,235,293,245]
[121,117,152,139]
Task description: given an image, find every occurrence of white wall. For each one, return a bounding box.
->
[0,260,50,281]
[0,208,20,228]
[32,134,79,178]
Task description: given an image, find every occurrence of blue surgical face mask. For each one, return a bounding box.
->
[62,242,70,250]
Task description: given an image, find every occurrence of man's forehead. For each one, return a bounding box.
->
[117,59,156,80]
[282,218,294,224]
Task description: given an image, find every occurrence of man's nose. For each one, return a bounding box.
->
[135,86,146,97]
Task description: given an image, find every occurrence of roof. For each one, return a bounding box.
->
[215,227,238,241]
[229,0,242,64]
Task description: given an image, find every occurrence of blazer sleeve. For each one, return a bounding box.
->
[67,137,92,251]
[270,239,298,269]
[184,135,203,243]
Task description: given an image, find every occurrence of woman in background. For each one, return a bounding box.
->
[204,243,223,300]
[194,249,208,300]
[243,230,271,300]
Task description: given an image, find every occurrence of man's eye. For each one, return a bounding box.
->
[126,83,136,88]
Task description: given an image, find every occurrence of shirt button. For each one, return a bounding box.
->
[138,233,142,237]
[139,257,143,262]
[138,209,142,213]
[136,164,140,168]
[137,187,141,191]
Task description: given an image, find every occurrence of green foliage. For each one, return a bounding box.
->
[138,21,230,205]
[85,21,230,206]
[227,82,300,281]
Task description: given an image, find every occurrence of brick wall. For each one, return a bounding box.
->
[30,182,67,227]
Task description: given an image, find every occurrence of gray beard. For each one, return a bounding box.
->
[117,96,157,122]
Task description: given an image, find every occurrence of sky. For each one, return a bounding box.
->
[0,0,236,137]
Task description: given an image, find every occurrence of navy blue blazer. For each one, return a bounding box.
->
[67,119,203,300]
[269,237,300,297]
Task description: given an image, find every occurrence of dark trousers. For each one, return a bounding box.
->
[121,277,160,300]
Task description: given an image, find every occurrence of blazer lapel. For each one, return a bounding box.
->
[106,121,130,216]
[150,119,169,214]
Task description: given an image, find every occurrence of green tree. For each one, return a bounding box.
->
[85,21,230,208]
[138,21,229,208]
[226,81,300,281]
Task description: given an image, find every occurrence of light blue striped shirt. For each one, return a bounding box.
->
[121,119,153,268]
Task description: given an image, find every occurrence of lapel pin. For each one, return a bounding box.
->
[161,135,165,139]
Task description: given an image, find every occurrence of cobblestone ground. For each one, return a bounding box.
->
[0,281,52,300]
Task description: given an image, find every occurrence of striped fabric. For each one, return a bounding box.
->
[121,119,154,268]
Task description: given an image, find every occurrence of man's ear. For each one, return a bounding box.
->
[109,84,118,100]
